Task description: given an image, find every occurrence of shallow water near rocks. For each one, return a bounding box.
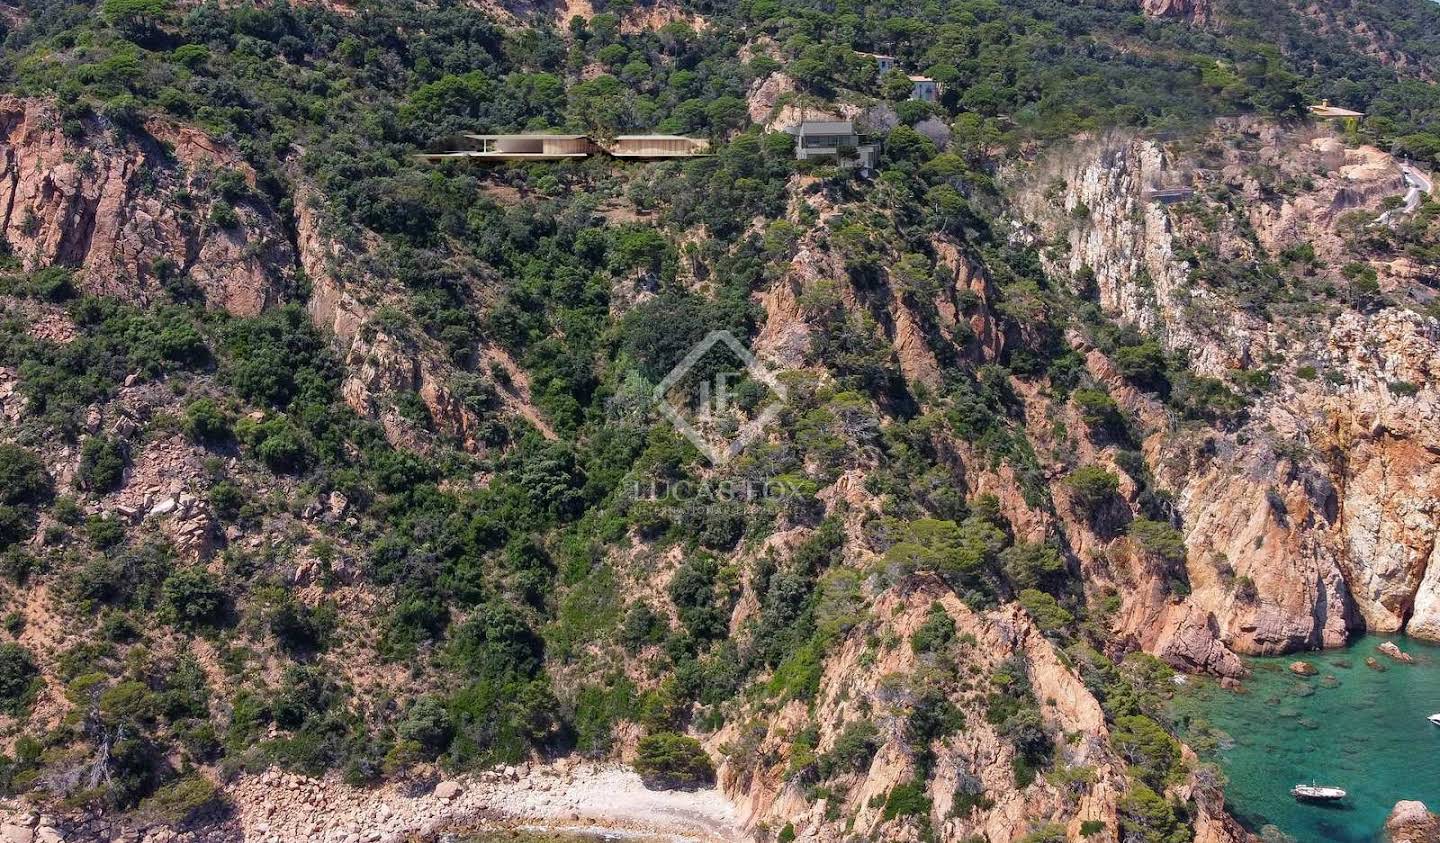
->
[1172,634,1440,842]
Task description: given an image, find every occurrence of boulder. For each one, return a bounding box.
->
[1387,800,1440,843]
[1378,641,1415,663]
[433,781,463,801]
[1289,661,1318,676]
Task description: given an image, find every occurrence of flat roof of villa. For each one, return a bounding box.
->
[1308,104,1364,117]
[796,120,855,133]
[611,135,706,140]
[462,133,591,140]
[908,75,935,82]
[414,151,589,160]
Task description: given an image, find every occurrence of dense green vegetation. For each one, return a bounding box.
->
[0,0,1435,837]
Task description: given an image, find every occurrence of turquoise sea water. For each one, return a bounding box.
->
[1172,635,1440,842]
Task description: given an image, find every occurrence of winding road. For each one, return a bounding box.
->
[1376,162,1435,224]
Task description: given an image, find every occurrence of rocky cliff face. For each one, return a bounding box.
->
[704,178,1253,842]
[1014,125,1440,661]
[1140,0,1210,24]
[0,96,294,316]
[3,89,1411,842]
[0,95,539,454]
[296,194,555,452]
[713,572,1248,842]
[717,582,1119,842]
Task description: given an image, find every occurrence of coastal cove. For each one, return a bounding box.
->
[1172,635,1440,842]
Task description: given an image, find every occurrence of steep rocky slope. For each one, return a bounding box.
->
[1012,122,1440,669]
[0,97,294,316]
[1,96,543,456]
[0,43,1436,843]
[1140,0,1210,25]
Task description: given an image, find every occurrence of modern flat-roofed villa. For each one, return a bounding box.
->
[412,134,598,161]
[415,132,708,162]
[605,135,710,157]
[791,119,879,170]
[909,75,939,102]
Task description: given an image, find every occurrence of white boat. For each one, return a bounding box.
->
[1428,713,1440,726]
[1291,783,1347,802]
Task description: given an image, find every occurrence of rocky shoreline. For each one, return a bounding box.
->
[0,762,740,843]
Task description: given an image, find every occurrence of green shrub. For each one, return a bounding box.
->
[1019,824,1066,843]
[0,447,50,503]
[633,732,715,789]
[1064,466,1118,513]
[26,267,76,302]
[86,515,127,549]
[253,423,312,474]
[0,549,35,583]
[1112,340,1168,389]
[1000,542,1067,593]
[910,604,955,654]
[881,778,931,820]
[208,481,246,523]
[101,0,173,30]
[1110,714,1182,789]
[100,680,159,724]
[1071,388,1123,435]
[766,639,823,702]
[1168,372,1245,424]
[620,602,668,651]
[182,398,234,445]
[1127,519,1187,567]
[571,676,639,754]
[1117,781,1187,843]
[667,554,732,643]
[140,775,222,825]
[160,567,227,629]
[78,436,128,493]
[50,496,84,525]
[0,445,52,549]
[1017,589,1073,633]
[270,598,336,654]
[884,516,1006,590]
[818,719,879,777]
[396,695,454,758]
[208,202,239,229]
[0,643,39,715]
